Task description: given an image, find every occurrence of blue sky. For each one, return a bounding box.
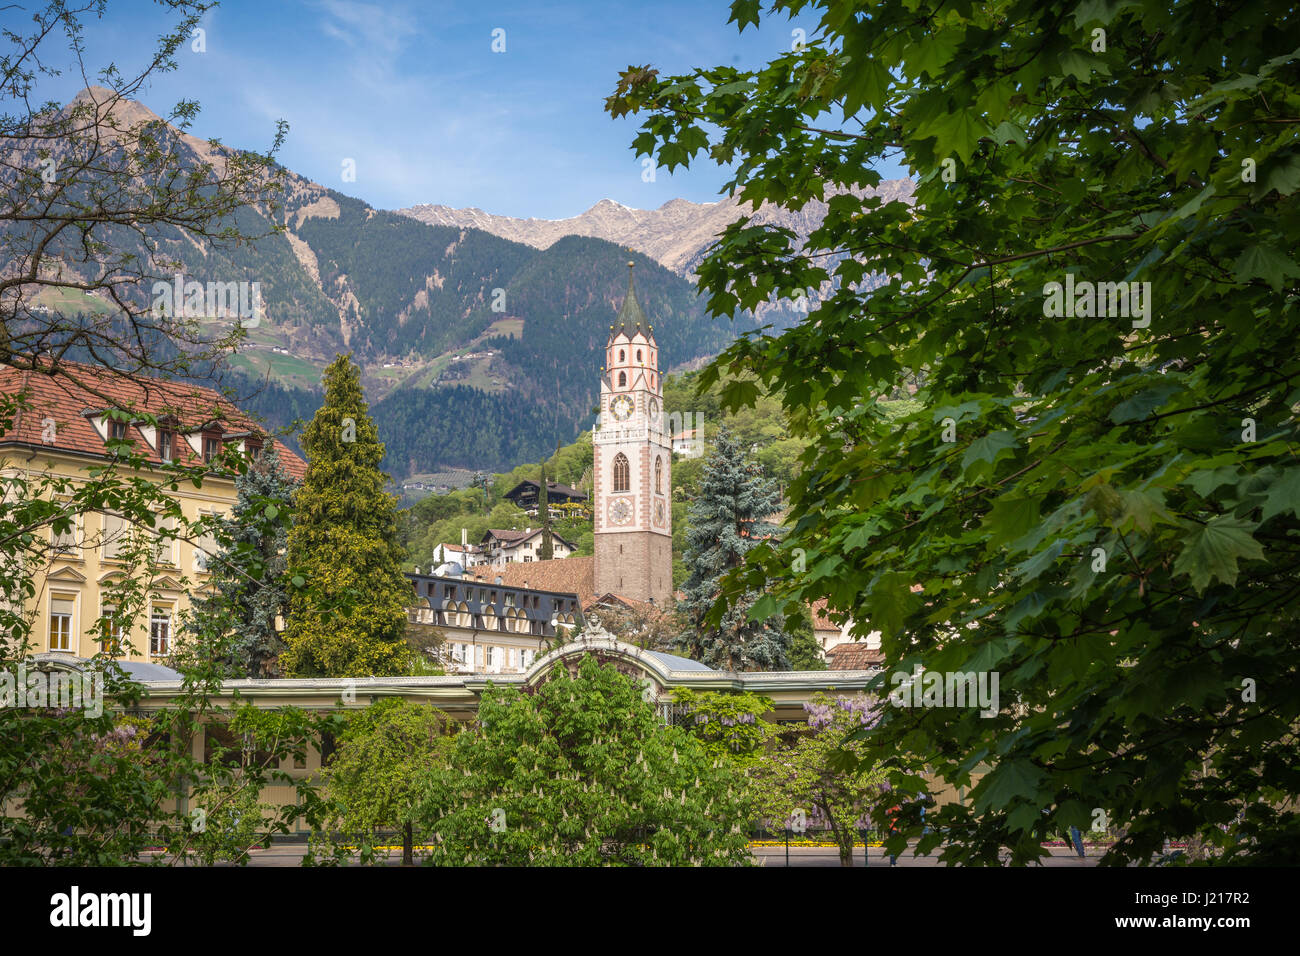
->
[5,0,904,218]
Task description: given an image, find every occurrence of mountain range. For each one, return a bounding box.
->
[398,180,914,280]
[12,88,913,480]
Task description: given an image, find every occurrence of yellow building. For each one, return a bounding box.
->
[1,362,305,663]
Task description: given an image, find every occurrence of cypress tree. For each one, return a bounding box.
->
[282,354,414,677]
[674,427,791,670]
[194,446,296,678]
[538,450,554,561]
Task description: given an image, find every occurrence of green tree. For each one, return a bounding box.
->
[308,699,454,866]
[785,606,828,672]
[674,427,790,670]
[749,694,888,867]
[191,446,297,678]
[538,453,554,561]
[609,0,1300,864]
[670,688,775,767]
[418,655,754,866]
[283,354,413,677]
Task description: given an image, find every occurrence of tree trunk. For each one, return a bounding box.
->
[403,821,413,866]
[836,826,853,867]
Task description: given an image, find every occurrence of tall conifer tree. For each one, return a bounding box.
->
[282,355,413,677]
[193,446,296,677]
[674,427,790,670]
[538,444,556,560]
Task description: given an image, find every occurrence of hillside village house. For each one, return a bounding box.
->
[0,362,305,663]
[501,478,588,514]
[476,527,579,565]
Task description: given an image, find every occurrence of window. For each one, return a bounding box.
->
[51,514,79,555]
[636,349,642,363]
[49,594,75,651]
[194,513,219,571]
[101,512,129,560]
[246,437,263,459]
[475,645,484,668]
[150,605,172,656]
[158,429,174,462]
[486,646,497,668]
[202,433,221,463]
[153,513,177,565]
[613,453,630,492]
[655,456,663,494]
[505,593,515,608]
[618,371,627,388]
[99,603,127,656]
[523,555,532,562]
[619,349,625,362]
[108,419,128,441]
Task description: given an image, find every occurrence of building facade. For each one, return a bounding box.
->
[592,264,673,605]
[406,571,581,674]
[0,363,305,663]
[478,527,578,566]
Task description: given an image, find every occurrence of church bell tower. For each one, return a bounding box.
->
[592,262,672,605]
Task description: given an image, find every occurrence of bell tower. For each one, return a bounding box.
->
[593,262,672,605]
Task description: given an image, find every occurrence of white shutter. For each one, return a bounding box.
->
[154,514,177,564]
[102,513,128,559]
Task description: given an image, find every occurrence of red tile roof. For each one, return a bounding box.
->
[483,527,579,550]
[827,642,883,670]
[466,555,595,606]
[0,361,306,479]
[810,597,845,632]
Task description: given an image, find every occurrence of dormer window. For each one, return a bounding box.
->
[246,436,263,459]
[202,432,221,463]
[158,429,174,462]
[108,420,128,442]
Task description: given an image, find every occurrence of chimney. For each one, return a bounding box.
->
[461,527,468,547]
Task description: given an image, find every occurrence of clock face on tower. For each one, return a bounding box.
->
[648,398,659,426]
[654,499,666,527]
[609,497,634,526]
[610,395,634,422]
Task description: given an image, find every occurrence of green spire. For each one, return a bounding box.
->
[610,260,648,342]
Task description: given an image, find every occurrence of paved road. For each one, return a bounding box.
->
[211,840,1099,867]
[752,843,1098,867]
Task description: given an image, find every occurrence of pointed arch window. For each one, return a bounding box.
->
[619,349,625,362]
[613,453,630,492]
[636,349,643,363]
[618,371,627,388]
[655,456,663,494]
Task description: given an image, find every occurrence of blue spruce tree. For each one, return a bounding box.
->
[196,446,297,677]
[675,427,791,670]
